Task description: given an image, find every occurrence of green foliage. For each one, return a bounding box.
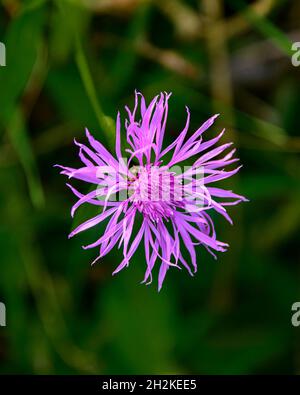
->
[0,0,299,374]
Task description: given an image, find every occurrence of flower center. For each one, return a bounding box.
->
[129,166,183,222]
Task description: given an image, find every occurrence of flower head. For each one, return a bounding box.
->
[57,92,247,291]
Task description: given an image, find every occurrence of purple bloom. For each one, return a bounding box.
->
[57,92,247,291]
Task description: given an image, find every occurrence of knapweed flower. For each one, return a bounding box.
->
[57,92,247,291]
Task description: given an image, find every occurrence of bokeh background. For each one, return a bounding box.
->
[0,0,300,374]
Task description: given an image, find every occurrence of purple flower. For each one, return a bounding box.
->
[57,92,247,291]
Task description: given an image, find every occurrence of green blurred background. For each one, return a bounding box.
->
[0,0,300,374]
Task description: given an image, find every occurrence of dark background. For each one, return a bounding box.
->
[0,0,300,374]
